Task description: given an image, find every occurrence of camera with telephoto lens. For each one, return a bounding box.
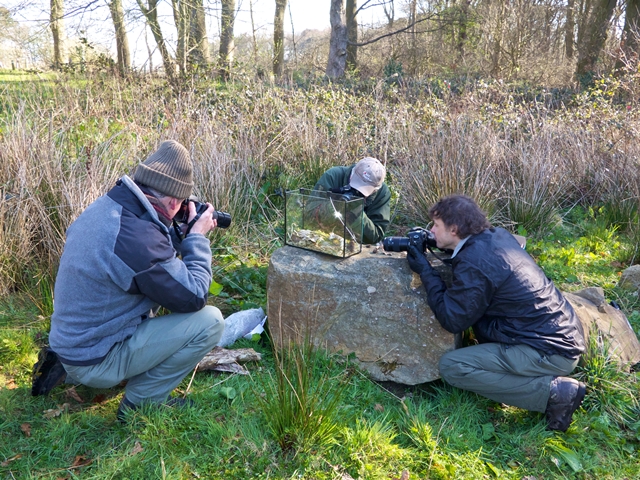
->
[382,227,437,253]
[175,197,232,229]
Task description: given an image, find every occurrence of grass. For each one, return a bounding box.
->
[2,212,640,478]
[1,72,640,478]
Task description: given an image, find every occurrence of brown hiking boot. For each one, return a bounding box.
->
[545,377,586,432]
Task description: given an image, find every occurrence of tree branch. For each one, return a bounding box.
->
[350,13,436,47]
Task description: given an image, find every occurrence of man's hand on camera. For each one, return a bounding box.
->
[406,245,432,275]
[188,202,217,235]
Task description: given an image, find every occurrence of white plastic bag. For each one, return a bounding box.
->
[217,307,266,347]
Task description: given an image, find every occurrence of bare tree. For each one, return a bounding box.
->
[456,0,471,61]
[618,0,640,68]
[50,0,65,68]
[107,0,130,75]
[171,0,188,73]
[219,0,236,80]
[273,0,287,77]
[137,0,176,82]
[188,0,209,69]
[327,0,348,78]
[382,0,394,28]
[170,0,208,74]
[409,0,417,74]
[576,0,617,79]
[346,0,357,71]
[566,0,576,59]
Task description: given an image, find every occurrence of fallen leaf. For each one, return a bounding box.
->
[1,454,22,466]
[130,440,144,456]
[70,455,93,468]
[6,378,18,389]
[374,403,384,412]
[20,423,31,437]
[91,394,107,404]
[65,386,84,403]
[43,403,70,419]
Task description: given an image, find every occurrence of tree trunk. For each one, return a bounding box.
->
[491,0,507,77]
[409,0,417,75]
[575,0,617,79]
[273,0,287,77]
[566,0,575,59]
[50,0,64,69]
[219,0,236,80]
[617,0,640,69]
[188,0,209,69]
[326,0,347,78]
[383,0,394,28]
[137,0,176,82]
[249,0,260,67]
[171,0,188,74]
[346,0,357,71]
[457,0,471,62]
[108,0,130,76]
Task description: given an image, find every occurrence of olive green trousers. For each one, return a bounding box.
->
[438,343,579,412]
[62,306,224,405]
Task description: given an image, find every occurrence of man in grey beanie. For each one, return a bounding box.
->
[46,140,225,422]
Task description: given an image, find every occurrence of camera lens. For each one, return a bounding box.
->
[213,211,232,229]
[382,236,410,252]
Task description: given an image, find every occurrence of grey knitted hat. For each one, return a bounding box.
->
[134,140,194,199]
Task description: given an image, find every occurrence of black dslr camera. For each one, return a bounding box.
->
[382,227,437,253]
[329,185,364,202]
[175,197,232,229]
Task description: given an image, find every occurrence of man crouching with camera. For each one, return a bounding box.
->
[48,140,225,422]
[403,194,586,432]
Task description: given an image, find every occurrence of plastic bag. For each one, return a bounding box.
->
[217,307,266,347]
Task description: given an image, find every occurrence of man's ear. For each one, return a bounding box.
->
[450,224,459,237]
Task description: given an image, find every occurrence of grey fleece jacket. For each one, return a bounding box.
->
[50,175,213,365]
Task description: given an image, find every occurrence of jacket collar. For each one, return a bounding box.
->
[107,175,169,232]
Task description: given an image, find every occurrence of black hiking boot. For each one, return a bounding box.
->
[31,347,67,396]
[545,377,586,432]
[116,395,195,423]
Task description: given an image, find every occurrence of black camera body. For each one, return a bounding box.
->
[175,198,232,229]
[329,185,364,202]
[382,227,437,253]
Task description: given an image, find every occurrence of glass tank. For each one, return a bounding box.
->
[284,188,364,258]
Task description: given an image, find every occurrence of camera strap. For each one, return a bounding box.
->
[426,246,453,267]
[173,219,185,243]
[184,211,203,237]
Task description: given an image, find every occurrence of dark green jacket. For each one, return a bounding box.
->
[313,165,391,244]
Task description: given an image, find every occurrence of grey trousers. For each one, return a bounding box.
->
[438,343,579,412]
[62,306,224,405]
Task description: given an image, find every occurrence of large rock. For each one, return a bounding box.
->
[565,287,640,368]
[618,265,640,291]
[267,246,460,385]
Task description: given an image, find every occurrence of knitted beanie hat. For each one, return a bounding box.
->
[134,140,194,199]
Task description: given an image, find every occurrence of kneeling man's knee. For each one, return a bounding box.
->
[439,350,470,385]
[196,306,225,349]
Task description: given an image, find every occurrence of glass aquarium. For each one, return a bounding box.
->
[284,188,364,258]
